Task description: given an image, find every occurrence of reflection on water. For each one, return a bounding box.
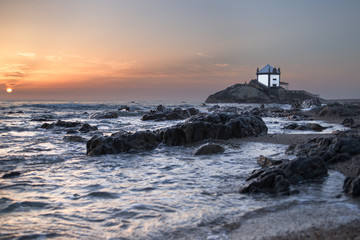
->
[0,101,356,239]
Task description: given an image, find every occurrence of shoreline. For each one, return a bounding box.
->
[229,114,360,240]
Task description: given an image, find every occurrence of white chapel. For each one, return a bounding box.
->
[256,64,281,87]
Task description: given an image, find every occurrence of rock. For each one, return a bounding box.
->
[240,156,327,195]
[286,134,360,164]
[141,105,199,121]
[284,156,328,184]
[240,168,291,194]
[78,123,98,133]
[317,103,360,117]
[159,113,268,146]
[2,171,21,178]
[90,111,119,119]
[87,131,158,156]
[87,113,267,155]
[301,98,321,108]
[342,118,355,127]
[194,143,225,155]
[343,168,360,197]
[257,155,289,167]
[283,123,326,132]
[305,123,326,132]
[291,100,302,110]
[41,120,81,129]
[205,84,271,103]
[63,135,87,142]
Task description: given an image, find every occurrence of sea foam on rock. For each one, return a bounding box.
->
[87,113,268,156]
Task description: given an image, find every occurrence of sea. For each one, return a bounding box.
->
[0,100,359,240]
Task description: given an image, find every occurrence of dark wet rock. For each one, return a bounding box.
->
[87,131,158,156]
[63,135,87,143]
[343,168,360,197]
[342,118,355,128]
[284,156,328,184]
[306,123,327,132]
[317,103,360,117]
[87,113,267,155]
[141,105,199,121]
[240,168,291,194]
[257,155,289,167]
[240,156,327,194]
[41,120,81,129]
[286,134,360,164]
[90,111,119,119]
[283,123,326,132]
[159,113,268,146]
[78,123,98,133]
[194,143,225,155]
[2,171,21,179]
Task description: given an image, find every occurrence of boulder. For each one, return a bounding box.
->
[194,143,225,155]
[343,168,360,197]
[2,171,21,179]
[240,156,327,195]
[87,131,158,156]
[90,111,119,119]
[78,123,98,133]
[342,118,355,127]
[283,123,326,132]
[141,105,199,121]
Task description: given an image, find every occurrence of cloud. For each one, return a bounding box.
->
[4,72,25,78]
[17,52,36,58]
[194,52,212,58]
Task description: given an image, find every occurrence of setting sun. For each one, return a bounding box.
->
[6,88,13,93]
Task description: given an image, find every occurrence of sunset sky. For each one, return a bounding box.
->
[1,0,359,101]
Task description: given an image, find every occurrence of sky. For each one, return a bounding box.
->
[1,0,360,101]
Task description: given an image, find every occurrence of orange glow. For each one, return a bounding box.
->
[6,88,13,93]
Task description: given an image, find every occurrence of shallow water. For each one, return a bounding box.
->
[0,101,357,239]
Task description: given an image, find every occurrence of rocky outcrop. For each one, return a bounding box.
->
[240,156,328,194]
[285,133,360,164]
[87,113,268,156]
[158,113,268,146]
[141,105,199,121]
[205,80,321,104]
[194,143,225,155]
[316,102,360,117]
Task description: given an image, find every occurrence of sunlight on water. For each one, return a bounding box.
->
[0,101,357,239]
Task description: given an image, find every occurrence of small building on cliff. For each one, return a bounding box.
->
[256,64,281,87]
